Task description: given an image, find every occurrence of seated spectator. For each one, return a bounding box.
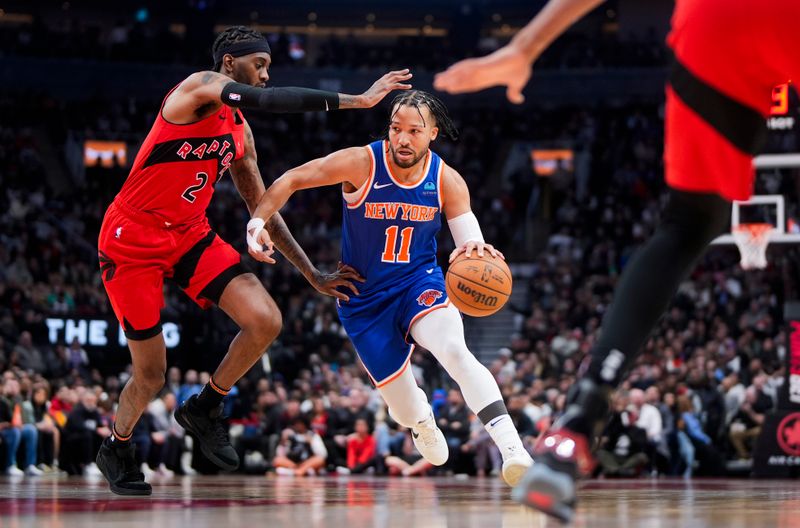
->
[438,389,471,473]
[147,391,182,475]
[62,390,110,476]
[631,387,667,473]
[344,417,376,474]
[461,416,501,478]
[12,331,46,375]
[729,386,768,460]
[65,338,90,379]
[0,378,41,475]
[31,383,60,472]
[272,415,328,477]
[677,395,726,476]
[596,391,650,477]
[384,430,433,477]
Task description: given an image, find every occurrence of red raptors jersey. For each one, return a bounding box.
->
[116,86,246,226]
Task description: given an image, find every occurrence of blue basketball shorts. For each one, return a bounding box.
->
[337,269,450,387]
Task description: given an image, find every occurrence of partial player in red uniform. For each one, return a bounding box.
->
[435,0,800,521]
[96,26,410,495]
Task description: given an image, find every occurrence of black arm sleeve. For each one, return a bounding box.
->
[221,82,341,113]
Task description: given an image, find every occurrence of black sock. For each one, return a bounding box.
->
[110,424,132,449]
[585,190,730,386]
[195,376,229,413]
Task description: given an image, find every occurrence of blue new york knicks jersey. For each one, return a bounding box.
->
[338,140,451,387]
[341,140,443,293]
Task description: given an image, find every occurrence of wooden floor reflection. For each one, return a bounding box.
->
[0,475,798,528]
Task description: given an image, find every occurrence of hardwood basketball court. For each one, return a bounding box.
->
[1,475,797,527]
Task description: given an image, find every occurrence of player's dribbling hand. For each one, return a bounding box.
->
[449,241,505,262]
[360,69,413,108]
[246,218,276,264]
[434,45,532,104]
[310,262,366,302]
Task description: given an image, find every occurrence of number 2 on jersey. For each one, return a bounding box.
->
[181,172,209,203]
[381,226,413,263]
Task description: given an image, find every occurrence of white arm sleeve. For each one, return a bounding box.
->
[447,211,485,247]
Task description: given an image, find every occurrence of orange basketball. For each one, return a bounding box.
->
[445,252,512,317]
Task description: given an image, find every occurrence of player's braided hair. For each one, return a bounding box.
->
[388,90,458,140]
[212,26,267,70]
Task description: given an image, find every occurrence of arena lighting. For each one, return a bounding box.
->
[531,149,574,176]
[218,24,448,38]
[84,140,127,168]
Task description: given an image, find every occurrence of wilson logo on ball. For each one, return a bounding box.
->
[416,289,443,307]
[456,281,498,307]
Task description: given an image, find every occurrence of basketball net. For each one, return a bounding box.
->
[732,223,774,270]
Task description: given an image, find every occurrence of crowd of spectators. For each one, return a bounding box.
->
[1,50,800,478]
[0,14,669,72]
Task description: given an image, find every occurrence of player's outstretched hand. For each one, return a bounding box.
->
[360,69,413,108]
[246,218,276,264]
[449,241,505,262]
[310,262,366,302]
[434,45,532,104]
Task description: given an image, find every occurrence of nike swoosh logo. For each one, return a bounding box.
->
[373,182,393,190]
[426,269,434,274]
[489,417,506,427]
[411,431,419,439]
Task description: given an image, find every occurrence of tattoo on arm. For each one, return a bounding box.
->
[337,94,361,109]
[266,213,315,278]
[229,124,265,215]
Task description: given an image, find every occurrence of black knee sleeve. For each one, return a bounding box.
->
[660,189,731,249]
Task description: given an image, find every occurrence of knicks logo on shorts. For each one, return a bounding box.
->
[416,289,443,307]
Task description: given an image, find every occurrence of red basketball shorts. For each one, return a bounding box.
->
[665,0,800,201]
[98,200,248,340]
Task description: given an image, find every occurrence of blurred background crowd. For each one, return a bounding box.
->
[1,0,800,480]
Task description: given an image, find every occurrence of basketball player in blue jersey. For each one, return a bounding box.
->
[246,90,533,485]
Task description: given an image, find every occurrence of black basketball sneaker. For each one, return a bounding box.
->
[96,438,152,496]
[175,394,239,471]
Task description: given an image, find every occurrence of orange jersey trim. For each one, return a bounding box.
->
[372,346,415,388]
[405,299,451,343]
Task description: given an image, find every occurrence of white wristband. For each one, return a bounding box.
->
[246,217,266,253]
[447,211,484,247]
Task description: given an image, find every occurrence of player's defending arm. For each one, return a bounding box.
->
[434,0,604,103]
[247,146,371,263]
[440,165,505,262]
[169,69,412,117]
[230,123,363,301]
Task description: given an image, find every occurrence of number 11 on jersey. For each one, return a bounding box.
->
[381,226,414,263]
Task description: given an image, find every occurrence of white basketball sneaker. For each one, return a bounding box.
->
[501,444,534,486]
[411,412,449,466]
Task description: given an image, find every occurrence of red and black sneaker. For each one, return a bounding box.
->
[511,428,595,523]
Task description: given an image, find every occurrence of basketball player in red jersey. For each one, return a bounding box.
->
[95,26,411,495]
[436,0,800,521]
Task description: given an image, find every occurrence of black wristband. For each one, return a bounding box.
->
[221,82,340,113]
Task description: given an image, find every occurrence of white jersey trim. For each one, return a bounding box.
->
[344,145,376,209]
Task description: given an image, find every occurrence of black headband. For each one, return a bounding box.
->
[213,40,271,69]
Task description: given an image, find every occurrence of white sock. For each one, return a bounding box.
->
[484,414,525,456]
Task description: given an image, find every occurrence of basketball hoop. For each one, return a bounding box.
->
[732,223,774,270]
